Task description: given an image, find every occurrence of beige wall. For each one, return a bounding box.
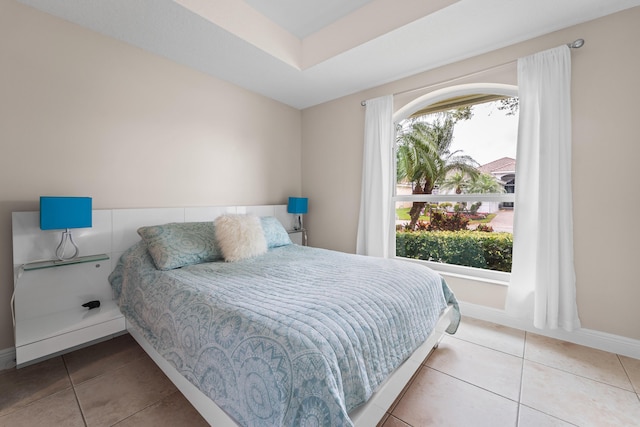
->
[0,1,301,350]
[302,8,640,340]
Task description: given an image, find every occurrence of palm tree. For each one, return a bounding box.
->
[467,173,505,194]
[464,173,505,214]
[396,111,479,230]
[440,172,470,194]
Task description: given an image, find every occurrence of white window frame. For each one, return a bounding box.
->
[391,83,518,283]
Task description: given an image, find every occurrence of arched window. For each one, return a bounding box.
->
[392,84,517,281]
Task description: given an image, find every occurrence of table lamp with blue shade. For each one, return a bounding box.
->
[40,196,92,261]
[287,197,308,231]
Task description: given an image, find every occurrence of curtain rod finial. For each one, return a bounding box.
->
[567,38,584,49]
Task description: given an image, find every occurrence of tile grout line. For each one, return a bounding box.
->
[522,333,638,393]
[109,391,177,426]
[423,365,520,404]
[617,353,639,394]
[62,355,88,427]
[63,344,174,426]
[378,346,444,427]
[522,357,638,394]
[518,402,582,427]
[386,414,412,427]
[448,334,524,359]
[0,357,75,421]
[514,331,528,427]
[522,333,637,393]
[520,335,639,425]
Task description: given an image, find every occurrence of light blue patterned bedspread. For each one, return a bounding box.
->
[110,243,459,427]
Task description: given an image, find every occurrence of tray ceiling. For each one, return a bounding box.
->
[17,0,640,109]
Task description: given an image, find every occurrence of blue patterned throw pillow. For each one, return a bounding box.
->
[137,222,221,270]
[260,216,292,248]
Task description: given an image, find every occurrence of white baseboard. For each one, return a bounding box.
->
[459,302,640,360]
[0,347,16,371]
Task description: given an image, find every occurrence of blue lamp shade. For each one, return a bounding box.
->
[287,197,308,214]
[40,197,92,230]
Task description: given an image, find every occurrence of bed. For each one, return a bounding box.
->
[109,213,459,427]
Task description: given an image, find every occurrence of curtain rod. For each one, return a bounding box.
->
[361,38,585,106]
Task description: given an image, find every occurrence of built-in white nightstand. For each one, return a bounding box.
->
[288,229,307,246]
[13,254,125,367]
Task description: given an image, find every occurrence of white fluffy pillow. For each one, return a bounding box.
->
[214,214,268,262]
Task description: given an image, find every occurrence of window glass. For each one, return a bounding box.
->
[394,97,517,273]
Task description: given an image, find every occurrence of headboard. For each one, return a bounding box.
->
[12,204,293,270]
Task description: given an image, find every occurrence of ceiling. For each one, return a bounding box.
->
[16,0,640,109]
[244,0,375,39]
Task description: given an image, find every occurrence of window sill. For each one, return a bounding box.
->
[436,271,509,287]
[394,257,510,287]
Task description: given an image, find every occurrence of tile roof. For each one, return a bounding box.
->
[478,157,516,174]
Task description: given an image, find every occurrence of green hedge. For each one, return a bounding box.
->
[396,230,513,272]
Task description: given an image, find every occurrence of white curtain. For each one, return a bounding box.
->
[356,95,394,257]
[506,45,581,331]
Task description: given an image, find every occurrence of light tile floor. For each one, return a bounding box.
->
[379,317,640,427]
[1,317,639,426]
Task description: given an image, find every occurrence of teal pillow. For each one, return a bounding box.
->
[260,216,292,248]
[137,222,221,270]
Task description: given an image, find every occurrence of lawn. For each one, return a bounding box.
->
[395,207,496,224]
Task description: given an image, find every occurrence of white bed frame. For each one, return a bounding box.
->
[13,203,453,426]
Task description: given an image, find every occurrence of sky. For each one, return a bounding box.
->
[447,101,518,166]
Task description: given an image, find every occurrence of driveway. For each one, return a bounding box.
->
[488,209,513,233]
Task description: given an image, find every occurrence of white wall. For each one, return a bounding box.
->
[302,8,640,341]
[0,0,302,351]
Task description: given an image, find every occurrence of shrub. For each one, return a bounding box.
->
[479,233,513,272]
[427,211,469,231]
[474,224,494,232]
[396,230,513,272]
[415,220,430,231]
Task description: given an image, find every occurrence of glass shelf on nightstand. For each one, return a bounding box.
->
[288,229,307,246]
[22,254,110,271]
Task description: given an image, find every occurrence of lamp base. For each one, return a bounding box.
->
[56,229,80,261]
